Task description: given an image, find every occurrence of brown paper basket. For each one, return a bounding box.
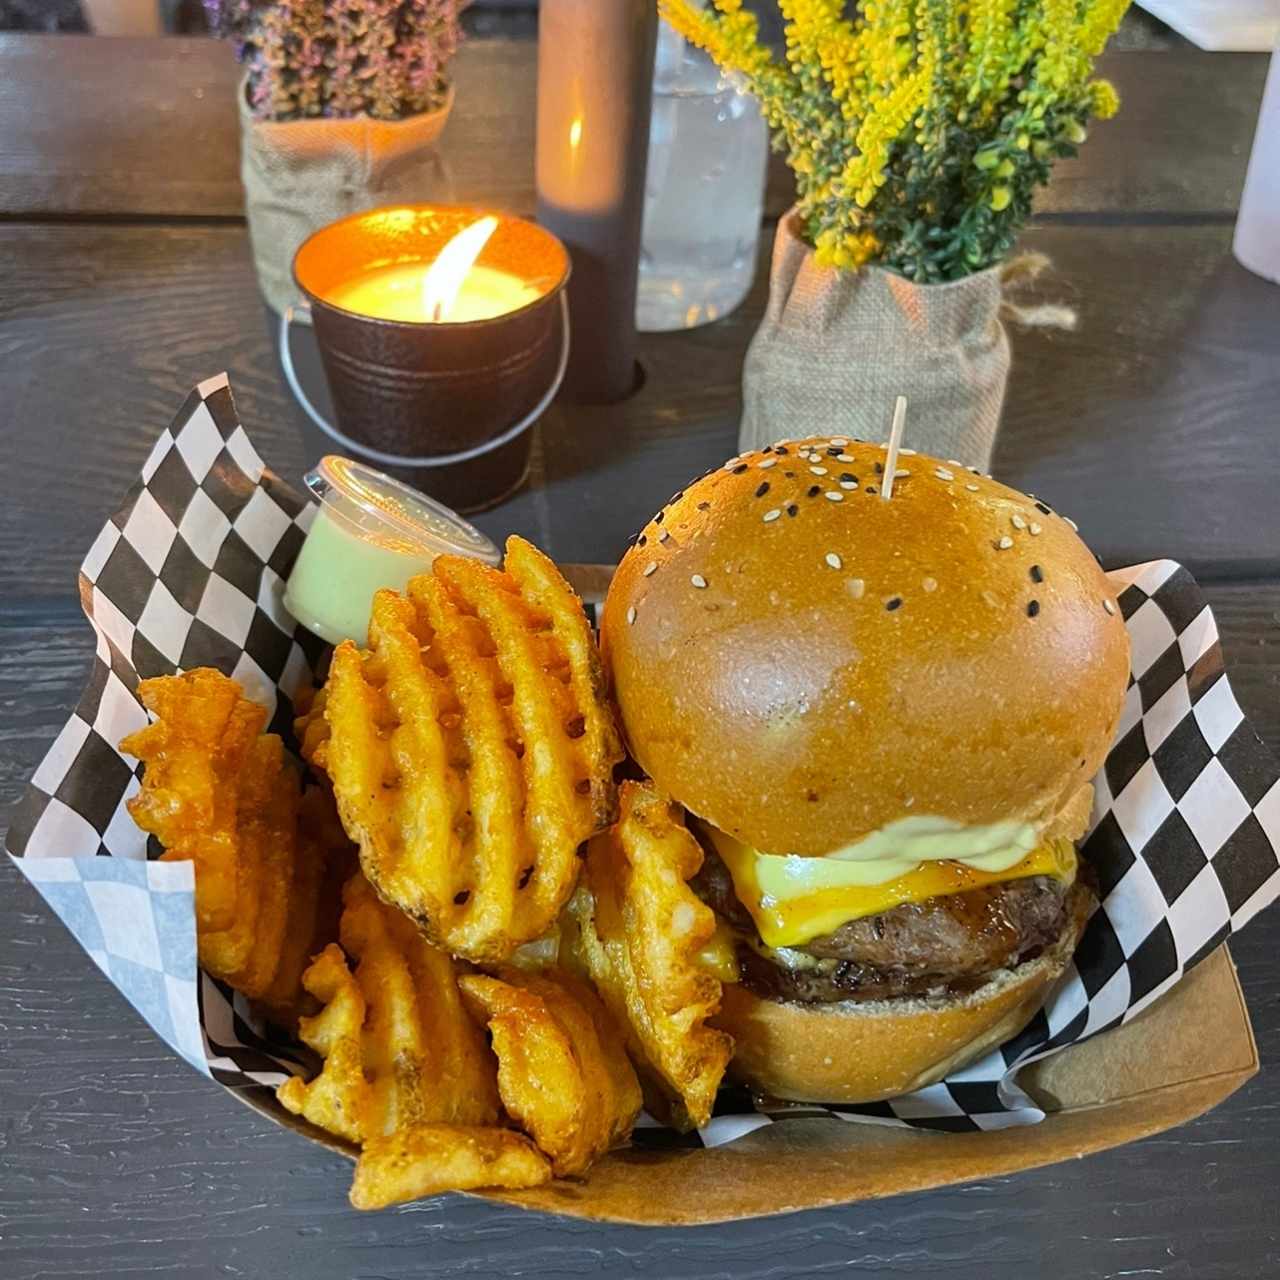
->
[248,564,1259,1226]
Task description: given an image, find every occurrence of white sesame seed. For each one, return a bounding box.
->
[893,468,911,478]
[1029,522,1043,536]
[658,529,671,542]
[837,453,854,463]
[847,578,865,599]
[757,457,777,469]
[810,465,828,476]
[840,480,857,490]
[722,457,740,471]
[1103,598,1117,615]
[762,508,781,523]
[947,459,963,467]
[1011,514,1026,530]
[997,535,1014,550]
[1064,516,1079,532]
[922,576,937,592]
[935,467,954,481]
[691,574,707,589]
[965,483,980,492]
[643,562,657,577]
[831,436,848,446]
[626,606,637,625]
[983,473,993,480]
[825,552,842,570]
[899,448,916,456]
[774,437,792,446]
[824,490,844,502]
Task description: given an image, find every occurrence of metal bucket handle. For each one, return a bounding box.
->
[278,292,570,469]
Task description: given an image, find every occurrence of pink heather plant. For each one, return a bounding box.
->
[206,0,464,122]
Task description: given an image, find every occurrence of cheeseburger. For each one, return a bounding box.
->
[601,438,1129,1104]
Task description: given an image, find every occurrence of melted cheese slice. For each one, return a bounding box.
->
[705,827,1077,949]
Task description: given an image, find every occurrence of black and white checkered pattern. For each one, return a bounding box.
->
[8,380,1280,1145]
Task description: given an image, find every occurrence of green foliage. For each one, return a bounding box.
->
[659,0,1130,282]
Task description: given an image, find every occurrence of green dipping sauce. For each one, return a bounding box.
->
[283,505,435,645]
[282,456,501,646]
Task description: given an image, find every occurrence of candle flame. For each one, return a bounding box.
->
[421,216,500,322]
[569,116,583,149]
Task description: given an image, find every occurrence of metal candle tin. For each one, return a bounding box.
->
[279,205,571,513]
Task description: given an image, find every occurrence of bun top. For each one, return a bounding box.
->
[601,437,1130,856]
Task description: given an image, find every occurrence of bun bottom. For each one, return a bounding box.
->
[712,906,1090,1105]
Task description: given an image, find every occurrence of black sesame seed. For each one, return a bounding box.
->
[826,446,842,456]
[1034,501,1051,515]
[669,490,684,503]
[775,446,789,455]
[1030,564,1044,583]
[638,534,647,546]
[786,503,799,517]
[1027,600,1041,617]
[654,511,664,524]
[840,472,857,483]
[518,866,534,889]
[762,446,774,454]
[732,463,748,474]
[697,501,710,510]
[807,484,821,497]
[874,461,884,474]
[865,486,878,494]
[453,889,470,905]
[784,470,796,478]
[885,596,903,611]
[626,531,639,547]
[755,481,770,498]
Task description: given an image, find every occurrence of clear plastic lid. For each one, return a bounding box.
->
[305,456,501,564]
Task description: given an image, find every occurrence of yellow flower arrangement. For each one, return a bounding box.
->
[659,0,1130,281]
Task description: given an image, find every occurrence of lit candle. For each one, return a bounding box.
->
[324,216,542,325]
[327,264,542,324]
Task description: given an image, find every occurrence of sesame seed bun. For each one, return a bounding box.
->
[601,438,1130,856]
[711,889,1092,1104]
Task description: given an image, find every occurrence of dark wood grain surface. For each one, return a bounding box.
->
[4,219,1278,603]
[3,30,1280,1280]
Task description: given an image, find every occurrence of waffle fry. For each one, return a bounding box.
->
[278,873,501,1142]
[278,874,555,1208]
[121,669,340,1012]
[350,1124,550,1211]
[569,780,734,1131]
[293,681,331,772]
[459,968,641,1177]
[122,668,266,932]
[322,535,622,964]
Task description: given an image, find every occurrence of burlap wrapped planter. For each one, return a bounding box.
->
[741,212,1010,470]
[239,81,454,315]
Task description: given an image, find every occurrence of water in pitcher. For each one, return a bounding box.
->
[637,25,769,332]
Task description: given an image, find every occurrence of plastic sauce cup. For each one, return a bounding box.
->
[283,456,501,645]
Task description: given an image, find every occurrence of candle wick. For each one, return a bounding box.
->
[431,300,445,323]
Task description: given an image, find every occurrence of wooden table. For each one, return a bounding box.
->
[2,33,1279,1280]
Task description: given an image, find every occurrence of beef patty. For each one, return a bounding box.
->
[691,834,1094,1004]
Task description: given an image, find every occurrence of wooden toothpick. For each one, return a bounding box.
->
[880,395,907,500]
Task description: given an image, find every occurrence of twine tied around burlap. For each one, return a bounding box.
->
[238,80,455,314]
[739,213,1076,470]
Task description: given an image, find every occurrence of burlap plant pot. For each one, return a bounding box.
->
[740,211,1010,469]
[239,79,455,314]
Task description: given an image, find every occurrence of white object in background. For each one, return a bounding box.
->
[636,20,769,332]
[1137,1,1279,52]
[1235,46,1280,282]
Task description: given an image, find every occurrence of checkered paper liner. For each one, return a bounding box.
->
[8,378,1280,1148]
